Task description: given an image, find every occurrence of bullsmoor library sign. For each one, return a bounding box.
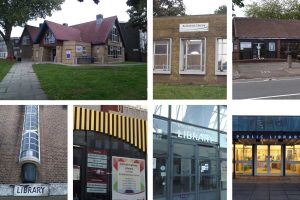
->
[14,184,49,196]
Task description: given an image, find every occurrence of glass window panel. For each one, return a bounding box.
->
[173,158,195,175]
[199,175,217,190]
[187,43,200,54]
[199,146,217,158]
[154,105,169,118]
[153,157,167,197]
[235,163,252,174]
[270,145,281,161]
[155,44,167,54]
[153,118,168,135]
[257,145,268,161]
[286,164,300,175]
[286,145,300,161]
[181,39,205,73]
[173,176,194,193]
[173,143,194,158]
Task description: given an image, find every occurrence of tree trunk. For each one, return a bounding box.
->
[4,30,14,59]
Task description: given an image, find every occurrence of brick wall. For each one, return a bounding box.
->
[0,106,67,184]
[153,14,227,85]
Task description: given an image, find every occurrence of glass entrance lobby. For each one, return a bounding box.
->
[233,116,300,177]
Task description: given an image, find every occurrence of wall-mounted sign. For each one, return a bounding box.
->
[112,156,146,200]
[66,50,71,59]
[73,165,80,180]
[76,46,83,52]
[269,42,275,51]
[240,42,252,50]
[171,122,218,143]
[14,184,49,196]
[179,23,209,32]
[233,133,300,139]
[87,149,107,194]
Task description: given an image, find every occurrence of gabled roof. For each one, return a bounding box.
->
[71,16,118,44]
[35,16,121,44]
[233,17,300,39]
[26,25,40,41]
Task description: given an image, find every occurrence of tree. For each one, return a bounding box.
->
[245,0,300,19]
[214,5,227,14]
[153,0,186,16]
[126,0,147,32]
[78,0,100,4]
[232,0,244,11]
[0,0,64,58]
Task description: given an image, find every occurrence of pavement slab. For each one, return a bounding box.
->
[0,62,48,100]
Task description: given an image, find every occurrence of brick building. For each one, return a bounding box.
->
[19,25,40,61]
[233,18,300,61]
[32,14,125,64]
[73,105,147,200]
[0,105,67,200]
[153,14,227,85]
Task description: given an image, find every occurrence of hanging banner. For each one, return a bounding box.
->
[112,156,146,200]
[86,149,108,194]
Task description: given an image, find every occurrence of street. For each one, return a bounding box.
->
[233,76,300,99]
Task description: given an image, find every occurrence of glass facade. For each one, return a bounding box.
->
[154,105,227,200]
[233,116,300,177]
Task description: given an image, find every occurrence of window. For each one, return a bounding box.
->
[22,35,30,45]
[153,39,171,74]
[19,105,40,163]
[111,25,119,42]
[82,47,87,56]
[44,30,55,44]
[180,39,205,74]
[108,46,121,58]
[216,38,227,75]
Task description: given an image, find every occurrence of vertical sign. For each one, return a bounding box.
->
[86,149,108,193]
[112,156,146,200]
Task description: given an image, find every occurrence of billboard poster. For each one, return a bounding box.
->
[87,149,107,194]
[112,156,146,200]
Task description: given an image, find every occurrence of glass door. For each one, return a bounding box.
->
[235,144,253,175]
[256,145,282,175]
[198,145,218,200]
[286,145,300,175]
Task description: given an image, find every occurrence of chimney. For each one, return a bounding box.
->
[62,23,68,27]
[96,14,103,25]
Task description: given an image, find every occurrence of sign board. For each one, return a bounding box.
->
[87,149,108,194]
[76,45,83,52]
[73,165,80,180]
[66,50,71,59]
[240,42,252,50]
[112,156,146,200]
[179,23,209,32]
[233,133,300,140]
[14,184,49,196]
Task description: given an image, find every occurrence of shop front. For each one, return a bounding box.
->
[153,105,227,200]
[73,106,147,200]
[233,116,300,177]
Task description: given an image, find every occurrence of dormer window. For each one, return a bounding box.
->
[44,30,55,44]
[111,25,119,42]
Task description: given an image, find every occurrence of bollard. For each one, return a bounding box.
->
[288,54,292,68]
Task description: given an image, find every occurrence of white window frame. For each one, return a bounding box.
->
[112,25,118,42]
[179,38,206,75]
[215,37,227,75]
[44,30,55,44]
[153,39,172,74]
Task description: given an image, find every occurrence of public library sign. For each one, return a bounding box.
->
[14,184,49,196]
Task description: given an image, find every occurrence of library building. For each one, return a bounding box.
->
[233,116,300,177]
[73,105,147,200]
[153,105,227,200]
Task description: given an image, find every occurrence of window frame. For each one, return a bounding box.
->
[22,35,31,45]
[111,25,119,42]
[179,38,206,75]
[215,37,227,75]
[153,39,172,74]
[44,30,56,44]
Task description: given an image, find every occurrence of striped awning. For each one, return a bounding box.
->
[73,106,147,152]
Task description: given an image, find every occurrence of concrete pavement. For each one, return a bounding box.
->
[0,62,47,100]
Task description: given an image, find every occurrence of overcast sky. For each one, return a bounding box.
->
[183,0,228,15]
[233,0,252,17]
[11,0,130,37]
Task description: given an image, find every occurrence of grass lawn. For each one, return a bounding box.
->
[0,59,15,81]
[154,84,227,99]
[33,64,147,100]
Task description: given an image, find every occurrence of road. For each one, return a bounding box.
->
[233,76,300,99]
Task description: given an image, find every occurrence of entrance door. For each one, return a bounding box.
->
[51,48,56,62]
[171,141,218,200]
[256,145,282,175]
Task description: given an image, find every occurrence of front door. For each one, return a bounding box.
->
[171,141,218,200]
[256,145,282,176]
[51,48,56,62]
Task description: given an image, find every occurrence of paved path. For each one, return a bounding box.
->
[0,62,47,100]
[233,182,300,200]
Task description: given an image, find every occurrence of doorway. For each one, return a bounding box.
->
[51,48,56,62]
[171,141,218,200]
[256,145,282,176]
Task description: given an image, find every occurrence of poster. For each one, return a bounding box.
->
[112,156,146,200]
[86,149,107,194]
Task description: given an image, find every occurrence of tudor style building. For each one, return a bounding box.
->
[19,25,40,60]
[153,14,227,85]
[33,14,125,64]
[233,18,300,61]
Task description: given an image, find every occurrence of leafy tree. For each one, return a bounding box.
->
[233,0,245,8]
[214,5,227,14]
[78,0,100,4]
[126,0,147,32]
[0,0,64,58]
[245,0,300,19]
[153,0,186,16]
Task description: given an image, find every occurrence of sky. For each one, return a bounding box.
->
[11,0,130,37]
[183,0,228,15]
[233,0,252,17]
